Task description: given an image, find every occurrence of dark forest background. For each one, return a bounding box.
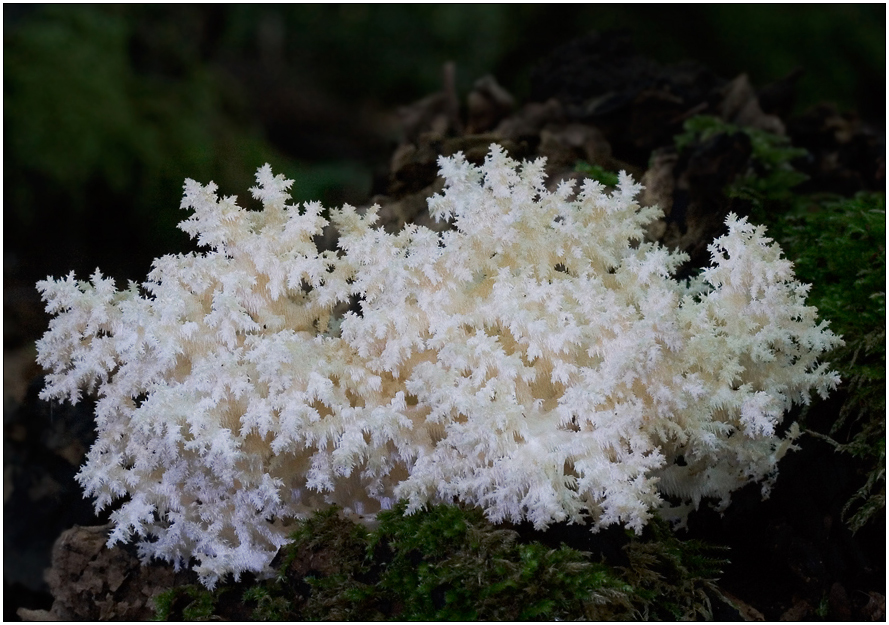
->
[4,4,885,311]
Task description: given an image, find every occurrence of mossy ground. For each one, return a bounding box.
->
[153,502,730,621]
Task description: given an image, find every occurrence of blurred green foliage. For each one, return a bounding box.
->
[690,5,885,120]
[4,4,882,287]
[216,5,884,113]
[575,161,622,187]
[4,5,370,281]
[219,5,518,102]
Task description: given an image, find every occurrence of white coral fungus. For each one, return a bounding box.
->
[37,145,842,586]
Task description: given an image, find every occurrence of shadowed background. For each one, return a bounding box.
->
[4,4,884,302]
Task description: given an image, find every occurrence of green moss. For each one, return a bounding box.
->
[151,588,177,621]
[156,503,730,621]
[152,584,226,621]
[241,586,292,621]
[364,502,633,621]
[674,115,809,209]
[621,518,729,620]
[281,502,631,621]
[773,192,886,532]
